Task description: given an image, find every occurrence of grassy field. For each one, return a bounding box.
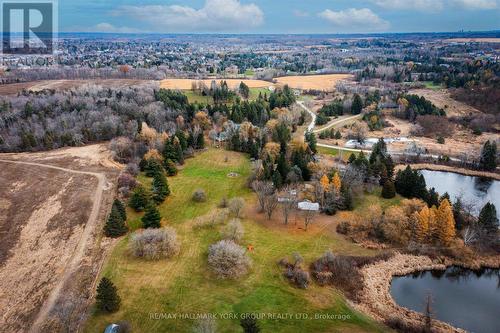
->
[183,90,214,105]
[318,146,361,163]
[422,81,443,90]
[248,87,272,100]
[84,149,387,333]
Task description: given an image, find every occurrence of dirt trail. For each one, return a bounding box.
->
[0,159,107,332]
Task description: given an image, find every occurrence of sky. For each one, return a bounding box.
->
[60,0,500,34]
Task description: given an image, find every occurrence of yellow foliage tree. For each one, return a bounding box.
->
[414,206,430,242]
[263,142,281,163]
[428,206,438,243]
[320,175,331,192]
[436,199,456,246]
[332,173,342,193]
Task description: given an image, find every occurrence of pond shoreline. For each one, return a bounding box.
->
[353,252,500,333]
[396,163,500,181]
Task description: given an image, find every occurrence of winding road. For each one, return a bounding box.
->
[297,101,461,161]
[0,159,108,333]
[297,101,368,154]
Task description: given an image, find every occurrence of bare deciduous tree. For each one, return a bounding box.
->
[228,197,245,218]
[280,186,297,225]
[263,193,279,220]
[303,209,317,231]
[252,181,274,212]
[463,226,479,246]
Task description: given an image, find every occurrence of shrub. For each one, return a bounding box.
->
[240,317,261,333]
[222,218,244,243]
[311,252,394,301]
[118,172,138,191]
[192,209,229,230]
[130,228,180,260]
[192,189,207,202]
[125,163,140,176]
[219,197,228,208]
[278,253,311,289]
[336,221,351,235]
[208,240,251,279]
[228,197,245,217]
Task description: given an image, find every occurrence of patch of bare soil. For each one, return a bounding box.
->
[0,79,152,95]
[358,114,498,160]
[408,89,481,118]
[0,144,120,333]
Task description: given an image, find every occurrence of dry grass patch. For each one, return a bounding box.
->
[160,79,273,90]
[275,74,353,91]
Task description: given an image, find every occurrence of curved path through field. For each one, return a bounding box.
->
[0,159,107,332]
[297,101,461,161]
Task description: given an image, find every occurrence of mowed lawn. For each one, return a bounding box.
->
[84,149,387,333]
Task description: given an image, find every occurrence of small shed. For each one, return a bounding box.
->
[297,201,320,211]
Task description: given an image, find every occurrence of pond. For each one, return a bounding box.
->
[420,170,500,219]
[390,266,500,333]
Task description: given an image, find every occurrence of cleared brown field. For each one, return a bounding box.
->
[0,144,120,333]
[274,73,353,91]
[0,79,152,95]
[445,38,500,43]
[160,78,274,90]
[409,88,482,117]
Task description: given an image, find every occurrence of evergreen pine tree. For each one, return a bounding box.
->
[351,94,363,114]
[104,206,128,238]
[144,159,163,177]
[240,317,261,333]
[381,180,396,199]
[196,132,205,149]
[276,152,290,183]
[272,169,283,189]
[163,138,179,163]
[348,153,357,164]
[164,159,178,176]
[96,277,121,313]
[452,198,466,231]
[142,204,162,229]
[479,140,497,171]
[112,199,127,222]
[478,202,499,234]
[305,131,317,154]
[128,186,150,212]
[152,170,170,204]
[427,188,440,207]
[340,184,354,211]
[175,130,188,151]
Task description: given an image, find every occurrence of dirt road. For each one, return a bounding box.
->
[0,159,108,332]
